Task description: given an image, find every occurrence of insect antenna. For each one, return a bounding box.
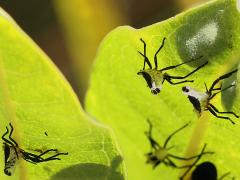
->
[163,122,190,149]
[154,37,166,69]
[139,38,152,70]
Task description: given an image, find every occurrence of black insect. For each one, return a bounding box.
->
[137,38,208,94]
[191,162,232,180]
[181,159,232,180]
[145,120,213,169]
[182,69,239,124]
[2,123,68,176]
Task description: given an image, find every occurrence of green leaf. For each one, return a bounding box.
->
[0,7,126,180]
[85,0,240,179]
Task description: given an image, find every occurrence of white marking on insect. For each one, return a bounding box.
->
[182,86,208,101]
[151,82,162,93]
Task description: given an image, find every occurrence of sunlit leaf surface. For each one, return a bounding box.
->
[0,7,126,180]
[86,0,240,179]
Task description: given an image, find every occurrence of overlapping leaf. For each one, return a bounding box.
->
[0,7,125,180]
[86,0,240,179]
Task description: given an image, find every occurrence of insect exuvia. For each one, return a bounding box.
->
[182,69,239,124]
[2,123,68,176]
[137,38,208,94]
[144,119,213,169]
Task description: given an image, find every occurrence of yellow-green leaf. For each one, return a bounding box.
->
[0,7,125,180]
[86,0,240,179]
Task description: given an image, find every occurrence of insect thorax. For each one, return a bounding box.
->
[182,86,209,113]
[155,148,168,160]
[138,69,164,91]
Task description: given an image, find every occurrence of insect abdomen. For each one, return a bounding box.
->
[188,96,201,113]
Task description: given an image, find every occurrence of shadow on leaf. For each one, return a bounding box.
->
[51,155,124,180]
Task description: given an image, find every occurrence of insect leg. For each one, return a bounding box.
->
[8,123,19,147]
[154,37,166,69]
[20,150,44,163]
[37,149,58,157]
[179,144,209,180]
[209,103,239,118]
[209,84,235,100]
[207,106,235,124]
[219,172,231,180]
[168,151,213,161]
[145,119,160,149]
[208,69,238,93]
[163,122,190,148]
[166,157,192,169]
[165,61,208,79]
[23,158,37,164]
[138,38,152,69]
[2,126,12,145]
[152,160,161,169]
[41,152,68,162]
[159,56,204,72]
[164,157,177,167]
[165,78,193,85]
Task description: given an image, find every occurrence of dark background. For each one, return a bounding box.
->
[0,0,206,101]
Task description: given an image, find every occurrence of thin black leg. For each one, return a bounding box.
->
[9,123,18,147]
[37,149,58,157]
[23,158,37,164]
[21,151,43,163]
[207,106,235,124]
[165,157,177,167]
[2,126,19,161]
[209,69,238,93]
[219,172,231,180]
[159,56,204,72]
[43,152,68,161]
[145,119,160,149]
[139,38,152,69]
[209,84,235,100]
[179,144,209,180]
[209,103,239,118]
[1,127,13,146]
[165,78,193,85]
[165,61,208,80]
[152,160,161,169]
[154,37,166,69]
[21,150,67,163]
[212,87,222,91]
[168,151,213,161]
[163,122,190,148]
[166,157,192,169]
[204,82,209,92]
